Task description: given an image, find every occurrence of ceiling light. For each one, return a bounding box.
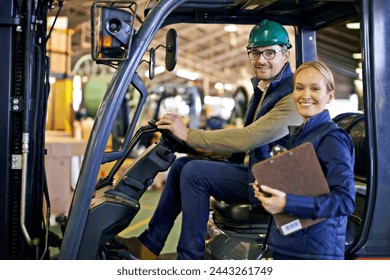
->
[355,68,362,75]
[352,53,362,60]
[224,84,233,91]
[48,16,68,29]
[224,24,237,32]
[145,65,165,77]
[214,82,224,90]
[49,77,56,84]
[176,69,199,80]
[346,22,360,29]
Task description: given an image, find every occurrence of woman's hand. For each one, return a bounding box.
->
[252,181,286,214]
[156,113,190,141]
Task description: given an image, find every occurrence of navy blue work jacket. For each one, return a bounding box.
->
[268,110,356,259]
[244,63,294,207]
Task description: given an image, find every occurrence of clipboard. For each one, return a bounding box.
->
[251,142,330,236]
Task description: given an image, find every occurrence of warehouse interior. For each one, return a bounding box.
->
[2,0,390,264]
[43,0,362,257]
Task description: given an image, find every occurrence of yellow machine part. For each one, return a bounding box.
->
[46,79,73,133]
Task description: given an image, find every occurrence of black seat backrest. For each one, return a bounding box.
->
[333,112,368,182]
[332,112,362,127]
[333,112,367,253]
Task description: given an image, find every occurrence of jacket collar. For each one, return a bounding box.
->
[289,109,332,136]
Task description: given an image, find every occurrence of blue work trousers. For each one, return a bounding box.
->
[138,156,249,259]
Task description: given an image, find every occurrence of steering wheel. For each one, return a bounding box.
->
[148,120,198,155]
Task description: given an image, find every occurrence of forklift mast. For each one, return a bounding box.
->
[0,0,53,259]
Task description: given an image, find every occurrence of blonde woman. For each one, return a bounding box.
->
[254,61,356,259]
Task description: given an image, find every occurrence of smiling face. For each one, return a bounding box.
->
[293,65,335,122]
[249,46,290,84]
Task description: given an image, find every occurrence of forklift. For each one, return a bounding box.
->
[1,0,390,260]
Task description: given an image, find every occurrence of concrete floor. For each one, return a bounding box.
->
[117,188,182,255]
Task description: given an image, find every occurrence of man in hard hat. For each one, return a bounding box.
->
[117,20,303,259]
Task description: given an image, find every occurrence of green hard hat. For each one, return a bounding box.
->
[247,19,292,49]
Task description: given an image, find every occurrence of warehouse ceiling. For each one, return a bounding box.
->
[48,0,361,96]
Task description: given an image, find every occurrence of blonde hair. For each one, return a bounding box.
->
[294,61,335,93]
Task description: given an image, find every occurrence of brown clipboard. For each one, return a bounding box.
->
[251,142,330,236]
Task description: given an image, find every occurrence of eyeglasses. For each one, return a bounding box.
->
[247,49,285,60]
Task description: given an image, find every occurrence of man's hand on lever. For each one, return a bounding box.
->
[156,113,190,142]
